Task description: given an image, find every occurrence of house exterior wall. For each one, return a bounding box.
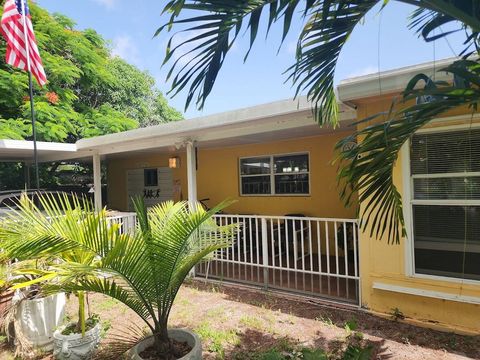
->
[196,131,356,219]
[106,152,188,211]
[356,95,480,334]
[106,130,357,220]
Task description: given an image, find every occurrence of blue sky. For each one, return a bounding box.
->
[37,0,465,118]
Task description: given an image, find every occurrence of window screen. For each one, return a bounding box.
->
[410,129,480,281]
[240,153,309,195]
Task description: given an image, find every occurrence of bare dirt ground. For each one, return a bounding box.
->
[1,279,479,359]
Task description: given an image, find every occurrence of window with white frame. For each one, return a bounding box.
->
[410,128,480,281]
[240,153,309,195]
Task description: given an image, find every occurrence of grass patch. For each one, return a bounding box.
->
[343,345,373,360]
[234,344,371,360]
[239,315,265,331]
[175,297,192,307]
[97,298,120,311]
[206,306,227,320]
[232,339,328,360]
[195,322,240,359]
[315,315,334,327]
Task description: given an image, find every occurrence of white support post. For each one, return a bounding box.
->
[92,153,102,212]
[186,141,197,205]
[186,141,197,278]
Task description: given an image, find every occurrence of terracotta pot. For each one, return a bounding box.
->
[127,329,202,360]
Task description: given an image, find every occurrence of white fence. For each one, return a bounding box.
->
[106,212,360,304]
[195,214,360,304]
[107,213,137,234]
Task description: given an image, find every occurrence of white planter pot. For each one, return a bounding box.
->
[15,293,66,351]
[53,323,101,360]
[127,329,202,360]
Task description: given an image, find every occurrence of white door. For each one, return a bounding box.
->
[126,168,174,211]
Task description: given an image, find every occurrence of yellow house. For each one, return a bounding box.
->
[1,57,478,334]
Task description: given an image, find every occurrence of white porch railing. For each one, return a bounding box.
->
[195,214,360,304]
[107,212,137,234]
[106,212,359,304]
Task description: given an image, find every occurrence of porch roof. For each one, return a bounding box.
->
[0,139,90,162]
[76,96,357,157]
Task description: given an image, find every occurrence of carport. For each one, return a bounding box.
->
[0,139,101,210]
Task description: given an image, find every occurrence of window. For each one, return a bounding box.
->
[240,153,309,195]
[144,168,158,187]
[410,129,480,281]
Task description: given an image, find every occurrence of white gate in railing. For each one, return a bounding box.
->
[195,214,360,305]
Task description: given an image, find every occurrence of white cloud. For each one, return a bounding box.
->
[112,35,141,65]
[346,65,379,78]
[93,0,117,9]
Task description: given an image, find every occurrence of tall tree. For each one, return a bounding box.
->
[0,2,183,190]
[0,2,182,143]
[157,0,480,242]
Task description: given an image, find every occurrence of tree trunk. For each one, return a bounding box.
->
[153,325,172,358]
[75,291,86,336]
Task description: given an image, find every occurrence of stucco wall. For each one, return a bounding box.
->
[196,131,356,219]
[106,130,356,219]
[355,95,480,334]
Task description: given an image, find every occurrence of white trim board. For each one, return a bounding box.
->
[373,282,480,305]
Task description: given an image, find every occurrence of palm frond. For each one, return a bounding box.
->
[336,59,480,243]
[408,0,480,56]
[0,193,237,353]
[287,0,378,125]
[157,1,317,111]
[157,0,480,127]
[0,193,117,260]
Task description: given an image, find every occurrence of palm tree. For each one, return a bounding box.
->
[0,194,236,358]
[157,0,480,242]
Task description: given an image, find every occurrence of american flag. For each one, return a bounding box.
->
[1,0,47,86]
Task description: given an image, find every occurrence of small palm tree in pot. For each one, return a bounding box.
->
[0,193,235,359]
[0,194,115,358]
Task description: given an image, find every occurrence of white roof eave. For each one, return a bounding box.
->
[338,57,457,102]
[76,96,314,151]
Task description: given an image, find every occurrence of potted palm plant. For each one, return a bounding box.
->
[11,264,101,360]
[6,260,66,355]
[0,194,106,359]
[0,193,235,359]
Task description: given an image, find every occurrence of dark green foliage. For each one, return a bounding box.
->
[0,2,182,143]
[157,1,479,126]
[0,2,182,190]
[343,345,373,360]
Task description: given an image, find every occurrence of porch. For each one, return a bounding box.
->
[1,97,360,306]
[109,212,360,305]
[93,99,360,305]
[197,214,359,304]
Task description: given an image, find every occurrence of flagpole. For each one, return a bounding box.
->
[21,0,40,190]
